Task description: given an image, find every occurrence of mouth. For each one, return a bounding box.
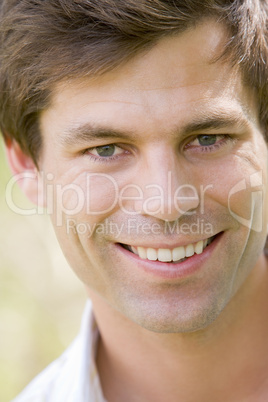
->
[119,235,216,264]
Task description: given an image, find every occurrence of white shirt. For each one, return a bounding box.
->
[12,300,107,402]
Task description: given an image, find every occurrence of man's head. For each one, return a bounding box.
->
[0,0,267,166]
[1,1,268,334]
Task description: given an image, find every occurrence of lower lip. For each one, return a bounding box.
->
[115,234,222,280]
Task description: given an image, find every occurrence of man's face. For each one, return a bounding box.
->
[38,20,268,333]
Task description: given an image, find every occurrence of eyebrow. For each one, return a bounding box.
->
[61,113,251,147]
[181,114,251,136]
[61,126,134,147]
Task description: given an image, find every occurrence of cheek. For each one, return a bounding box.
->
[43,170,122,227]
[199,151,267,230]
[81,173,120,217]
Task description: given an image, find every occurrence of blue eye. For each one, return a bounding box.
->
[95,145,116,157]
[197,135,217,146]
[85,143,126,160]
[185,133,233,154]
[187,134,229,149]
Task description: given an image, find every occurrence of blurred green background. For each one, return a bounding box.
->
[0,138,86,401]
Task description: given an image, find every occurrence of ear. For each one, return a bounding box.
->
[5,140,45,206]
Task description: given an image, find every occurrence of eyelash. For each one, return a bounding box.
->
[87,154,124,164]
[184,134,233,153]
[83,134,233,163]
[83,145,130,164]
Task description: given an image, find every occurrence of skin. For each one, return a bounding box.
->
[8,19,268,401]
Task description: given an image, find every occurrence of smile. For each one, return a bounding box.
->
[120,236,215,263]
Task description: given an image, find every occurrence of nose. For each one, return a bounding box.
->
[131,147,200,221]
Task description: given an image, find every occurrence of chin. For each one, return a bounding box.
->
[117,295,225,334]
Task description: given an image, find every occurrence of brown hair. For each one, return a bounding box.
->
[0,0,267,165]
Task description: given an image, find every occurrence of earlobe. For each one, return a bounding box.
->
[5,140,45,207]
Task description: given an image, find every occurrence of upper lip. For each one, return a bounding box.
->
[118,234,218,249]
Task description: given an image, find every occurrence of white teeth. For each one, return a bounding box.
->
[131,246,138,255]
[158,248,172,262]
[147,248,157,261]
[131,236,212,262]
[195,241,204,255]
[172,246,185,261]
[185,244,194,257]
[137,247,147,259]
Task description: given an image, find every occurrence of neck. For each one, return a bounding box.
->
[88,254,268,402]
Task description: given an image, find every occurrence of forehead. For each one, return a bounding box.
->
[52,19,230,97]
[41,19,259,142]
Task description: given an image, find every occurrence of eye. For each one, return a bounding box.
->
[185,134,232,153]
[87,144,124,158]
[196,135,217,146]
